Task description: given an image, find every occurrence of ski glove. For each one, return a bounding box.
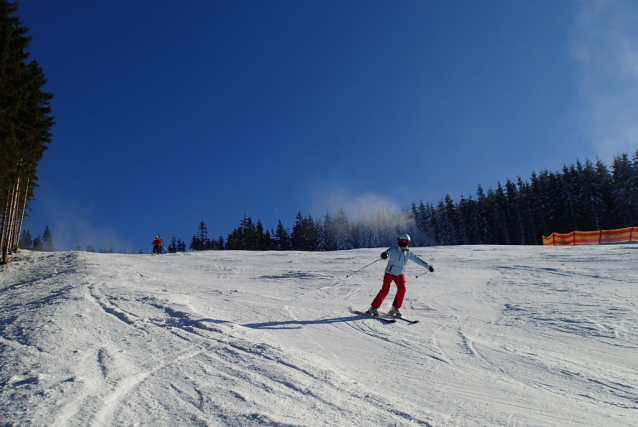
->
[381,252,388,259]
[429,266,434,272]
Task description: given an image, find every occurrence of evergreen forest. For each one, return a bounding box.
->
[181,152,638,251]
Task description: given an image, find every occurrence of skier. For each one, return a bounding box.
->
[151,236,163,255]
[366,233,434,318]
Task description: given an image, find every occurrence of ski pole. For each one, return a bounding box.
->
[346,258,382,277]
[416,266,434,278]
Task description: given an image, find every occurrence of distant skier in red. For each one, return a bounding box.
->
[151,236,163,255]
[366,233,434,318]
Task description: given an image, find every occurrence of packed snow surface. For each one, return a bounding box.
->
[1,245,637,426]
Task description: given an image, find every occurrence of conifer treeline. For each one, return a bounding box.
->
[414,153,638,246]
[182,207,424,252]
[18,226,54,252]
[0,1,54,263]
[185,152,638,250]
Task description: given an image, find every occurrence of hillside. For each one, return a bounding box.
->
[1,246,637,426]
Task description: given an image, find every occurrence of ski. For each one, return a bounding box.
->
[384,313,420,324]
[354,311,396,323]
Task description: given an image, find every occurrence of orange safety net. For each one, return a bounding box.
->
[543,227,638,245]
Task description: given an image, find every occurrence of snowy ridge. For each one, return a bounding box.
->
[0,246,637,426]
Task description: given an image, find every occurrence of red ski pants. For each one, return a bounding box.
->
[371,273,407,309]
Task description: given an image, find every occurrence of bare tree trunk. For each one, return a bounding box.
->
[11,181,30,252]
[1,177,23,263]
[1,185,15,264]
[5,177,20,255]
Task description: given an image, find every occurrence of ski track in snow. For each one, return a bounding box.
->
[0,246,637,426]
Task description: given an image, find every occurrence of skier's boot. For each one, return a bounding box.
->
[389,306,402,318]
[365,306,379,317]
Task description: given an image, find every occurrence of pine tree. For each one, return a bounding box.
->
[612,154,638,227]
[189,235,201,251]
[578,160,607,231]
[168,236,177,253]
[274,220,291,250]
[491,184,511,244]
[18,229,31,249]
[41,225,54,251]
[473,186,490,244]
[595,159,616,229]
[542,170,564,233]
[322,214,336,251]
[291,213,320,251]
[306,215,320,250]
[32,234,42,251]
[436,195,459,245]
[256,220,272,250]
[0,1,54,263]
[504,179,527,244]
[226,216,254,250]
[456,194,473,245]
[197,221,209,247]
[516,177,538,244]
[560,165,583,232]
[529,171,552,240]
[242,217,259,250]
[190,221,209,251]
[414,200,439,245]
[290,212,305,250]
[314,218,326,251]
[333,207,353,250]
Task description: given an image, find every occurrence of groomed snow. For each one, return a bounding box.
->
[1,245,637,426]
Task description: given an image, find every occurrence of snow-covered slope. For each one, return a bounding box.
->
[1,245,637,426]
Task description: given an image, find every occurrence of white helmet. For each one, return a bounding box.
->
[398,233,411,247]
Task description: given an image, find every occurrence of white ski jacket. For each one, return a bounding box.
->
[382,245,431,276]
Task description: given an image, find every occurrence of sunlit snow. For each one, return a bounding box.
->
[1,245,636,426]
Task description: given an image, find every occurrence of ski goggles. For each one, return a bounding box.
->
[398,239,410,246]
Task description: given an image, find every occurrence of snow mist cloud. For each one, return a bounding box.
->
[310,185,435,246]
[26,194,134,252]
[312,187,405,221]
[570,0,638,158]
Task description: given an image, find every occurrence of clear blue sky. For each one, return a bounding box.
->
[17,0,638,251]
